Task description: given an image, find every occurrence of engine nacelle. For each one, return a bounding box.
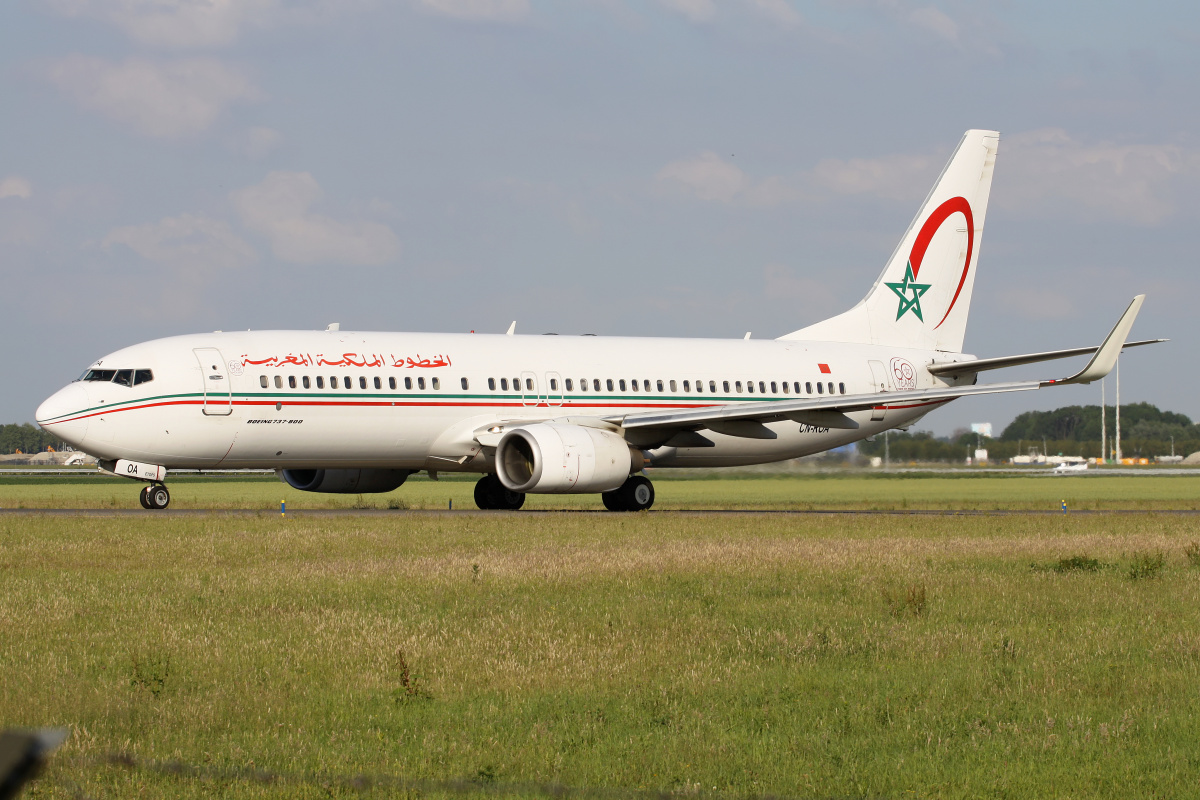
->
[495,424,641,494]
[279,468,412,494]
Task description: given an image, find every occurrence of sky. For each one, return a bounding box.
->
[3,0,1198,437]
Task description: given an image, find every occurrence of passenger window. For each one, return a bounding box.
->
[513,378,520,390]
[631,380,639,392]
[619,380,627,391]
[683,380,690,392]
[525,378,533,391]
[644,380,651,392]
[607,379,614,391]
[489,378,496,390]
[359,377,367,390]
[736,381,744,393]
[668,380,675,392]
[317,376,324,389]
[303,376,310,389]
[760,381,766,394]
[330,376,337,389]
[778,382,785,394]
[550,378,558,391]
[565,379,573,391]
[828,382,835,395]
[805,382,812,394]
[260,376,268,388]
[500,378,508,391]
[461,377,469,390]
[405,377,413,390]
[839,382,845,394]
[343,376,351,389]
[594,379,601,391]
[134,369,153,386]
[723,381,730,393]
[417,377,426,390]
[374,377,382,390]
[389,377,396,390]
[114,369,133,387]
[274,376,282,389]
[817,382,824,394]
[711,381,718,393]
[746,381,754,394]
[289,376,297,389]
[432,377,440,390]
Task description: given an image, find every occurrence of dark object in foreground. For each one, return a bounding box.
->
[0,728,69,799]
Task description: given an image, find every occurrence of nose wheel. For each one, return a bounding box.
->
[139,483,171,510]
[602,475,655,512]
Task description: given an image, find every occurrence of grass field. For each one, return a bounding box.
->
[1,471,1199,511]
[4,503,1200,798]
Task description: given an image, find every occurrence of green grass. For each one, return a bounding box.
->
[5,511,1200,798]
[1,472,1199,510]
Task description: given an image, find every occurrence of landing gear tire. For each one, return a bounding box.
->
[144,483,170,510]
[139,485,152,509]
[603,475,655,512]
[474,474,525,510]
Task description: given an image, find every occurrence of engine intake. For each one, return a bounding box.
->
[279,468,412,494]
[495,424,641,494]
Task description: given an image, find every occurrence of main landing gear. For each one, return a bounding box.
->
[474,474,526,510]
[602,475,655,512]
[138,483,171,510]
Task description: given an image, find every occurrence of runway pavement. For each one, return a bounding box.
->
[3,508,1198,517]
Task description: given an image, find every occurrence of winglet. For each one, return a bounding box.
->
[1050,295,1144,385]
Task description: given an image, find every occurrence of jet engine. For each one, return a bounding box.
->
[279,468,412,493]
[494,424,641,493]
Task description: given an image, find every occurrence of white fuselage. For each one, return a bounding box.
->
[35,329,961,473]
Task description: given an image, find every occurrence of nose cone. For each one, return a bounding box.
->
[36,384,91,448]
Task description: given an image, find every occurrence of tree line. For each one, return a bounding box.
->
[0,423,67,454]
[858,403,1198,462]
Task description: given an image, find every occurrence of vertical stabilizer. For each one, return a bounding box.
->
[779,130,999,353]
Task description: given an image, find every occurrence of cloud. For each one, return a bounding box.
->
[744,0,801,28]
[656,151,749,202]
[102,213,258,272]
[231,172,401,265]
[417,0,531,22]
[907,5,959,42]
[658,0,716,24]
[232,126,283,158]
[44,0,364,48]
[810,153,938,202]
[656,151,799,206]
[0,177,33,200]
[46,56,259,139]
[1000,128,1200,225]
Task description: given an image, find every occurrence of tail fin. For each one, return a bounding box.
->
[779,129,999,353]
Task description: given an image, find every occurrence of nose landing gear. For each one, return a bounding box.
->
[138,483,171,510]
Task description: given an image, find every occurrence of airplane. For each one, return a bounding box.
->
[35,130,1162,511]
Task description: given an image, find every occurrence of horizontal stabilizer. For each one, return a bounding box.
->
[928,338,1165,377]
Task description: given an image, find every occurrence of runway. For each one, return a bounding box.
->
[3,508,1199,517]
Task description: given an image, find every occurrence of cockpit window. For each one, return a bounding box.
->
[134,369,153,386]
[83,369,116,382]
[113,369,133,387]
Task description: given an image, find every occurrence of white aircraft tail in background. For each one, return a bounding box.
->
[781,129,999,353]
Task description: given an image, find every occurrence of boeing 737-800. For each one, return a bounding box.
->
[35,130,1161,510]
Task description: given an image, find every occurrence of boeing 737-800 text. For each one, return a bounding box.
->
[35,130,1161,510]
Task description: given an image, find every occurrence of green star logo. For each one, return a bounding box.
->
[885,262,931,321]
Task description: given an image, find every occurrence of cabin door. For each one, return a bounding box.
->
[545,372,564,407]
[867,360,889,422]
[520,371,542,408]
[194,348,233,416]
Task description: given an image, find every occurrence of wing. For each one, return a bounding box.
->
[605,295,1156,438]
